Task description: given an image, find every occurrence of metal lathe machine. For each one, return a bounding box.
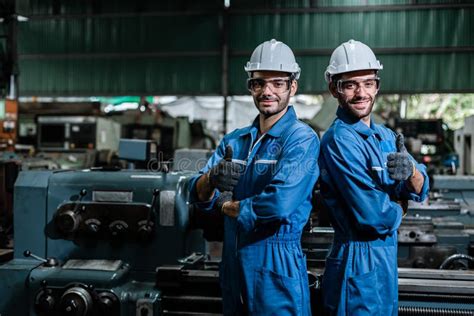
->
[0,141,473,315]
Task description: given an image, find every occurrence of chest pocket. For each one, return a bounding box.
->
[249,158,278,193]
[370,139,396,188]
[248,138,282,193]
[254,158,278,174]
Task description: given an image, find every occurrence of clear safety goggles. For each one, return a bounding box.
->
[336,77,380,94]
[247,77,291,93]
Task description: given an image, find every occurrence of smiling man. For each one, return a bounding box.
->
[319,40,429,315]
[189,39,319,315]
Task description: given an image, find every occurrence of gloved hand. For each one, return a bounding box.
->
[215,191,233,214]
[208,145,244,192]
[387,133,414,181]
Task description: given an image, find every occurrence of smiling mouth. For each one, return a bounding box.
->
[349,100,369,110]
[351,99,370,104]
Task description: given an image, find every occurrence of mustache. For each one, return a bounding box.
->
[257,95,279,102]
[349,96,372,104]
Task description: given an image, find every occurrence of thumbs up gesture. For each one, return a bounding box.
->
[208,145,244,192]
[387,133,415,181]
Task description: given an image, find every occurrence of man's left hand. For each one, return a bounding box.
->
[215,192,240,218]
[215,191,233,213]
[387,133,414,181]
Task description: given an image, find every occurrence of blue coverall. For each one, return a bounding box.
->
[190,106,320,315]
[319,107,429,316]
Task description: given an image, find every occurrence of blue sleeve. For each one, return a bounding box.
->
[237,133,320,232]
[323,134,402,236]
[188,138,227,211]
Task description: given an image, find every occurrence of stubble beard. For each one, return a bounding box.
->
[253,91,291,119]
[339,94,375,121]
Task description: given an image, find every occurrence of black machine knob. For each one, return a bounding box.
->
[109,220,128,237]
[56,210,82,234]
[99,296,113,309]
[34,290,55,314]
[87,223,100,234]
[56,189,88,234]
[136,188,160,242]
[59,286,93,316]
[85,219,102,235]
[137,223,153,242]
[97,291,119,314]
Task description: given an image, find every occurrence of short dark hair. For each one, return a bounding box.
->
[330,74,342,84]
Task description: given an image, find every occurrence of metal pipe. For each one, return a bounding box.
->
[220,6,229,134]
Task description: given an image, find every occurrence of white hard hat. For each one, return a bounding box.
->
[245,39,301,80]
[325,39,383,83]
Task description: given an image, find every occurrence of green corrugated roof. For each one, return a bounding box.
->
[15,1,474,96]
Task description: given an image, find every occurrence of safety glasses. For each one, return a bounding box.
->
[247,77,291,93]
[337,77,380,94]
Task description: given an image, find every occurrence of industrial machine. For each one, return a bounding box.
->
[113,110,216,162]
[0,157,209,315]
[34,115,121,169]
[454,115,474,175]
[301,226,474,316]
[394,118,458,175]
[0,159,17,250]
[0,99,18,152]
[36,115,120,152]
[432,175,474,208]
[1,140,473,315]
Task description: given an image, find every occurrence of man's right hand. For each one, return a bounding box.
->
[208,145,244,192]
[387,133,414,181]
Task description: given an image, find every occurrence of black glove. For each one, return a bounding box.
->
[387,133,414,181]
[215,191,233,214]
[208,145,244,192]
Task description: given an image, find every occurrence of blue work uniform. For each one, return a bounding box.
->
[189,106,320,315]
[319,107,429,316]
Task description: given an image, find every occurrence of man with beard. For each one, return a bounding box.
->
[319,39,429,315]
[189,39,319,315]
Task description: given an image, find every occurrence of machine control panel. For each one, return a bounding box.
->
[34,283,120,316]
[55,201,154,241]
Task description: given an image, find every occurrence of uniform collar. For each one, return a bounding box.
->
[336,106,381,139]
[241,105,297,138]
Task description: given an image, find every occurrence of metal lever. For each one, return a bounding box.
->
[147,189,160,225]
[56,189,87,234]
[23,250,58,267]
[24,250,47,263]
[72,189,88,214]
[138,189,160,241]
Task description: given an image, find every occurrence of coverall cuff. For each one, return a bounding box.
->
[236,198,257,232]
[189,174,219,211]
[401,162,429,202]
[390,200,404,234]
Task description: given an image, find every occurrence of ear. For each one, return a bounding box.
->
[290,80,298,97]
[329,82,338,98]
